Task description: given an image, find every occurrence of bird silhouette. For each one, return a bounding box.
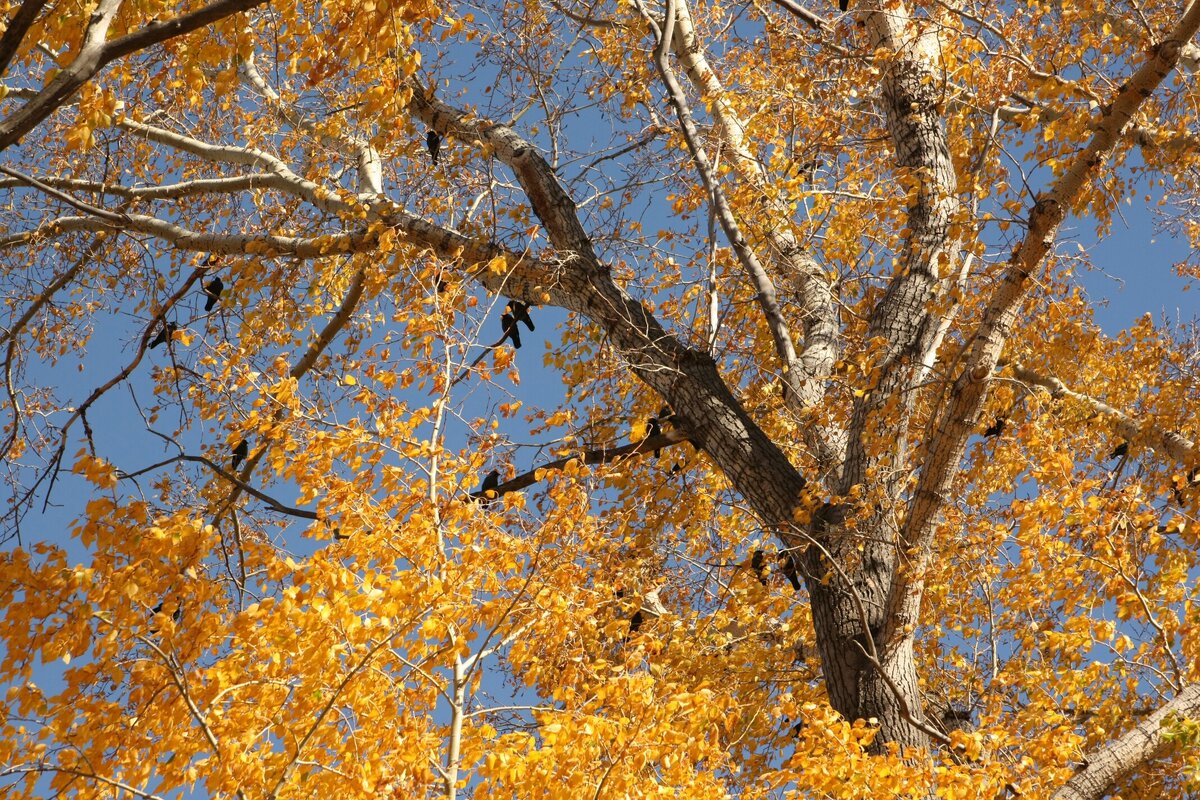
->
[1109,441,1128,460]
[983,418,1005,438]
[203,276,224,312]
[150,321,177,349]
[501,311,522,349]
[839,0,849,10]
[476,469,501,505]
[426,129,441,166]
[646,416,662,458]
[149,599,183,632]
[778,551,802,591]
[751,549,768,586]
[232,439,248,470]
[507,300,535,331]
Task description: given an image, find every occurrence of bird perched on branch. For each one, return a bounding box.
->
[501,311,522,349]
[778,551,802,592]
[983,418,1006,439]
[657,405,681,428]
[645,416,662,458]
[203,276,224,312]
[150,321,177,349]
[232,439,249,470]
[506,300,535,331]
[476,469,501,505]
[1109,441,1128,460]
[839,0,849,10]
[426,129,441,166]
[751,549,768,586]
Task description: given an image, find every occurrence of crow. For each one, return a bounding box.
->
[232,439,249,470]
[507,300,535,331]
[501,312,522,349]
[983,418,1005,438]
[646,417,662,458]
[778,552,802,592]
[839,0,849,10]
[1109,441,1128,460]
[150,321,177,349]
[203,276,224,312]
[751,549,768,586]
[149,599,183,631]
[426,129,441,166]
[477,469,501,504]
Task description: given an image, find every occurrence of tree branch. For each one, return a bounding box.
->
[0,0,271,152]
[1053,682,1200,800]
[890,2,1200,645]
[1009,361,1197,465]
[406,87,809,527]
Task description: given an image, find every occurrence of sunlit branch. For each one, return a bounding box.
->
[0,212,380,258]
[239,54,383,196]
[118,117,343,215]
[0,0,50,78]
[0,163,132,224]
[1053,682,1200,800]
[635,0,807,408]
[0,0,272,152]
[1008,361,1197,465]
[663,0,840,413]
[0,173,286,201]
[892,1,1200,645]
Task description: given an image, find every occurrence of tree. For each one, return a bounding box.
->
[2,0,1200,796]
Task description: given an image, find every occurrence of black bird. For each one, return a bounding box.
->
[795,158,822,182]
[426,129,441,166]
[501,312,522,349]
[1109,441,1128,461]
[751,549,768,586]
[203,276,224,312]
[778,551,802,591]
[839,0,849,10]
[477,469,501,504]
[983,418,1006,439]
[150,321,177,349]
[628,609,644,635]
[507,300,535,331]
[658,405,680,428]
[646,417,662,458]
[232,439,249,470]
[149,600,183,631]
